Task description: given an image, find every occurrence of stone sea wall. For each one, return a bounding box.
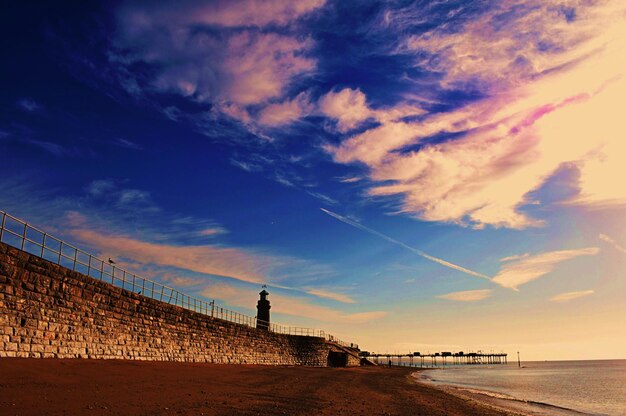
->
[0,242,330,365]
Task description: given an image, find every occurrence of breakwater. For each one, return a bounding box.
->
[0,241,335,364]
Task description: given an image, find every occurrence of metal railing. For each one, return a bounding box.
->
[0,210,357,349]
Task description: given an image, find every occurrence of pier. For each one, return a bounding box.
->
[363,351,508,367]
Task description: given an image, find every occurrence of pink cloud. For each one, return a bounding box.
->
[222,33,315,106]
[326,2,626,228]
[319,88,424,133]
[319,88,372,132]
[202,283,386,324]
[69,228,274,284]
[257,92,314,126]
[197,227,227,237]
[114,1,321,119]
[402,1,596,92]
[437,289,493,302]
[121,0,325,29]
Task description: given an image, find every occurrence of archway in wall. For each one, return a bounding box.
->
[327,351,348,367]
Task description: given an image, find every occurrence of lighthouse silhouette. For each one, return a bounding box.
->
[256,287,271,330]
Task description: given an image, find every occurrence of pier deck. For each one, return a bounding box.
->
[365,352,508,367]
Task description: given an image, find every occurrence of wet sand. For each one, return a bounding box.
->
[0,359,520,415]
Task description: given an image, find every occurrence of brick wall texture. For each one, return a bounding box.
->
[0,242,332,365]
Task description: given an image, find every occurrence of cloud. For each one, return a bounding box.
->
[599,233,626,254]
[16,98,40,112]
[319,88,372,132]
[325,2,626,229]
[160,273,206,288]
[68,228,274,284]
[437,289,493,302]
[319,88,424,133]
[401,1,591,91]
[305,288,355,304]
[492,247,599,290]
[307,192,337,206]
[113,0,321,122]
[120,0,325,29]
[85,180,161,213]
[257,92,314,126]
[230,158,262,172]
[499,253,530,262]
[113,138,142,150]
[197,227,227,237]
[338,176,362,183]
[202,283,385,324]
[550,290,594,303]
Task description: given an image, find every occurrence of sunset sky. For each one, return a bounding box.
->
[2,1,626,360]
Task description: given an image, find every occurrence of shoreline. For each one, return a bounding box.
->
[412,368,591,416]
[0,358,519,415]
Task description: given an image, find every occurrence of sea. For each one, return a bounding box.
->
[412,359,626,415]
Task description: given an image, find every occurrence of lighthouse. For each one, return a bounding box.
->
[256,288,271,330]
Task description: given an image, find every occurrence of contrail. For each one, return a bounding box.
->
[320,208,492,281]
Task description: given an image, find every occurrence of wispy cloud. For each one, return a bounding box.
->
[16,98,41,112]
[550,290,594,303]
[305,288,355,304]
[197,227,227,237]
[307,192,338,206]
[113,138,142,150]
[437,289,493,302]
[86,179,160,213]
[85,179,117,196]
[599,233,626,254]
[68,227,271,284]
[160,272,206,288]
[202,283,385,324]
[320,208,491,280]
[492,248,599,290]
[230,158,263,173]
[338,176,362,183]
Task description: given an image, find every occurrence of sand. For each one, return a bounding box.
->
[0,359,520,415]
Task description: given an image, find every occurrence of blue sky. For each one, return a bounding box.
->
[2,0,626,359]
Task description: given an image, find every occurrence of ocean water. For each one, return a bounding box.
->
[416,360,626,415]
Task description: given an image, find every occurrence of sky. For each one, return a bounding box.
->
[1,0,626,360]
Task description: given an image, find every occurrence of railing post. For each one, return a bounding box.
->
[211,301,215,318]
[21,223,27,251]
[41,233,46,257]
[0,211,6,241]
[73,249,78,271]
[99,259,104,280]
[122,270,126,290]
[87,255,92,277]
[58,242,63,265]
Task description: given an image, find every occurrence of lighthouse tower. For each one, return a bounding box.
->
[256,288,271,330]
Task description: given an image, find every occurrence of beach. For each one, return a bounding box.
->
[0,359,518,416]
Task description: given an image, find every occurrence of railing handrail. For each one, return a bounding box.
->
[0,209,357,349]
